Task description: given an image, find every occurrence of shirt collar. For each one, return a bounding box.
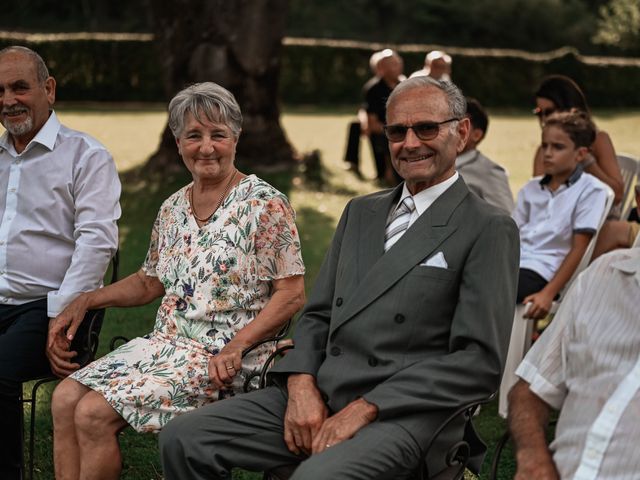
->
[539,164,584,189]
[455,149,478,168]
[398,171,459,217]
[611,250,640,288]
[0,110,60,156]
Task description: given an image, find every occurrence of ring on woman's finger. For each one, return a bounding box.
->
[226,365,235,370]
[325,443,331,448]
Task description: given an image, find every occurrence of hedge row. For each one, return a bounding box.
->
[2,37,639,108]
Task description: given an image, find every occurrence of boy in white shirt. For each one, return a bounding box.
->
[514,110,608,319]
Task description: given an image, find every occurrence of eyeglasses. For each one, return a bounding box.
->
[383,118,460,142]
[532,107,557,118]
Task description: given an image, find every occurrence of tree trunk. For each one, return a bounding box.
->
[146,0,296,174]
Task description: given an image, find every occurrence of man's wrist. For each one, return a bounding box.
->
[287,373,316,391]
[355,397,378,421]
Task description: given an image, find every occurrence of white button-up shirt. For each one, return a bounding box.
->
[516,248,640,479]
[0,112,120,317]
[513,169,608,281]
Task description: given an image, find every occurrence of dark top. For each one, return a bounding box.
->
[364,77,393,124]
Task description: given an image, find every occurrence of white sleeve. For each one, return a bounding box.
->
[47,147,121,317]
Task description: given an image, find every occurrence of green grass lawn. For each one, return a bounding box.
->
[21,106,640,479]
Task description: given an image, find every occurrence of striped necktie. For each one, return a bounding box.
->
[384,196,416,252]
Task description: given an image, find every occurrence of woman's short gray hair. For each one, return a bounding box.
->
[168,82,243,139]
[386,76,467,126]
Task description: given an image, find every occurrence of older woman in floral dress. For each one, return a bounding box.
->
[46,82,306,480]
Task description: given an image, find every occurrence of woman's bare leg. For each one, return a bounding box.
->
[74,390,128,480]
[51,378,92,480]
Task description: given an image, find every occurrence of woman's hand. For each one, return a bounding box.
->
[46,293,92,377]
[208,342,245,389]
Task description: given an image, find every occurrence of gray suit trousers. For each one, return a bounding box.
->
[160,386,422,480]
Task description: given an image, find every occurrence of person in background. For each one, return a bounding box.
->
[514,110,609,320]
[0,45,120,480]
[456,97,514,213]
[363,48,404,184]
[531,75,623,211]
[343,50,385,176]
[410,50,452,81]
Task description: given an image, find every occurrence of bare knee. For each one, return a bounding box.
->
[74,392,125,440]
[52,378,89,424]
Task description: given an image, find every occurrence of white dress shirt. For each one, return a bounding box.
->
[516,247,640,479]
[513,169,608,281]
[389,172,459,230]
[0,112,120,317]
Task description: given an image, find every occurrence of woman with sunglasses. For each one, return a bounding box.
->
[532,75,624,209]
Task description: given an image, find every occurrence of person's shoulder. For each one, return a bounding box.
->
[477,151,508,173]
[584,247,639,282]
[578,172,610,196]
[57,123,109,153]
[240,175,292,205]
[160,184,189,210]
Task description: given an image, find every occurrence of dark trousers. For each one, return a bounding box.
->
[344,121,361,168]
[369,133,389,180]
[516,268,548,304]
[0,299,51,480]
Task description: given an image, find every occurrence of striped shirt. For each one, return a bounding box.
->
[516,247,640,479]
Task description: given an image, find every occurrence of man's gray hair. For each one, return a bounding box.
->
[0,45,50,84]
[386,76,467,124]
[168,82,243,139]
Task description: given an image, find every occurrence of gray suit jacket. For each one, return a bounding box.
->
[271,177,519,471]
[456,150,515,214]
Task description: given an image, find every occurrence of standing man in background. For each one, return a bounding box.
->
[363,48,404,184]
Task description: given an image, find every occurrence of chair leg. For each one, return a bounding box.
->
[23,377,58,480]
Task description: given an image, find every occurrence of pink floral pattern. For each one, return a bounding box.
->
[71,175,304,432]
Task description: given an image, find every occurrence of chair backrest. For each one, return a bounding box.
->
[557,184,614,300]
[618,153,639,221]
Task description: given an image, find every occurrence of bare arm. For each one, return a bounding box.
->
[508,380,559,480]
[208,275,305,388]
[585,131,623,204]
[46,269,165,376]
[524,232,591,319]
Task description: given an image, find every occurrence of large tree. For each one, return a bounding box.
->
[146,0,295,173]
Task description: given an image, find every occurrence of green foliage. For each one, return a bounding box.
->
[287,0,598,53]
[593,0,640,53]
[4,37,638,108]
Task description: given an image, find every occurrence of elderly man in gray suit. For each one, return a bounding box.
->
[160,77,520,480]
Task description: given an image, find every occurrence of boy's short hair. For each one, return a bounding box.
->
[465,97,489,135]
[544,110,595,148]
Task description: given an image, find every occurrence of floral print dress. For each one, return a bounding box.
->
[70,175,305,433]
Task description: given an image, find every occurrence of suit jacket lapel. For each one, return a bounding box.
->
[357,185,402,283]
[331,178,469,336]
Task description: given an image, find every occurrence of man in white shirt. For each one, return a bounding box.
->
[0,45,120,479]
[508,247,640,479]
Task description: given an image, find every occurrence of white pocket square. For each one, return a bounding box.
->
[421,251,448,269]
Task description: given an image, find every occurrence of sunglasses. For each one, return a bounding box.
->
[383,118,460,142]
[532,107,557,118]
